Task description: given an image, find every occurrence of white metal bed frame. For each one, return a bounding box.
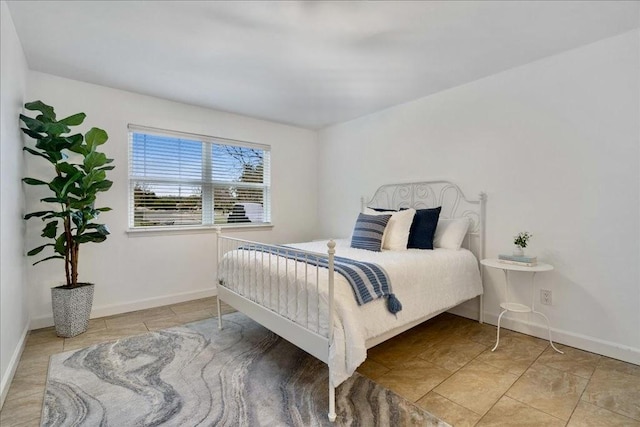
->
[216,180,486,422]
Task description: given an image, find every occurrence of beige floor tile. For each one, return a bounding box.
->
[25,327,59,347]
[375,358,452,402]
[506,330,550,348]
[456,320,502,348]
[63,323,149,352]
[434,360,518,415]
[356,358,390,381]
[477,396,565,427]
[597,357,640,378]
[4,373,46,403]
[87,318,107,332]
[506,363,588,421]
[418,335,487,372]
[14,354,50,380]
[568,400,640,426]
[535,344,601,379]
[104,306,175,329]
[20,340,64,361]
[0,391,43,426]
[367,337,430,369]
[475,335,547,375]
[170,297,217,315]
[416,391,482,427]
[145,309,215,331]
[582,367,640,421]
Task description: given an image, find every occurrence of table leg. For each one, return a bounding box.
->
[532,309,564,354]
[492,309,508,352]
[530,272,563,354]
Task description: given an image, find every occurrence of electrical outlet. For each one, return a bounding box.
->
[540,289,552,305]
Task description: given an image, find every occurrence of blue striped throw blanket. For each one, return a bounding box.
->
[238,244,402,314]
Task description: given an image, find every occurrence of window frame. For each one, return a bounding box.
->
[127,124,272,233]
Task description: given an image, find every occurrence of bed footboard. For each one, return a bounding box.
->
[215,229,337,422]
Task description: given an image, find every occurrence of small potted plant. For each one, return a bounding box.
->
[21,100,114,337]
[513,231,532,256]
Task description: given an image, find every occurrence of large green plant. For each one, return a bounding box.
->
[20,100,114,288]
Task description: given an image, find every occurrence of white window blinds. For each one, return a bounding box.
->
[128,125,271,229]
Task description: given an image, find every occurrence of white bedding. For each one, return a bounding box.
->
[218,238,482,386]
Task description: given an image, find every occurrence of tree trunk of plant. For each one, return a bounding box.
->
[64,216,72,286]
[71,241,79,287]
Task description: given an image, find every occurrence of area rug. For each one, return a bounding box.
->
[42,312,448,426]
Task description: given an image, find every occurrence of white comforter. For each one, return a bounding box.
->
[219,238,482,386]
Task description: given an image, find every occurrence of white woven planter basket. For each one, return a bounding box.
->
[51,283,95,338]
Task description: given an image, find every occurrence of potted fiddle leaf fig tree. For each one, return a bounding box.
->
[21,100,114,337]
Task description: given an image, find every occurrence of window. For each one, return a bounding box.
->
[128,125,271,229]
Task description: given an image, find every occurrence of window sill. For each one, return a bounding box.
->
[126,223,274,237]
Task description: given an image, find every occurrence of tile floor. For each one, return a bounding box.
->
[1,297,638,426]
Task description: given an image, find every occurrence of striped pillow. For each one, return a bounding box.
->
[350,213,391,252]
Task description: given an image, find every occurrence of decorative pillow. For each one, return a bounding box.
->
[350,213,392,252]
[433,218,470,250]
[365,208,416,250]
[407,207,442,250]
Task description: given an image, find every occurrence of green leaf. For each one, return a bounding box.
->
[60,171,83,198]
[23,147,52,162]
[33,255,64,266]
[54,234,67,255]
[42,221,58,238]
[83,151,108,171]
[48,176,66,195]
[42,121,70,136]
[96,165,115,171]
[86,223,110,235]
[22,177,48,186]
[40,197,64,204]
[74,232,108,244]
[90,180,113,193]
[21,128,44,140]
[24,211,52,220]
[24,101,56,121]
[56,162,79,176]
[85,128,108,150]
[59,112,86,126]
[19,115,46,133]
[27,244,53,256]
[71,211,84,228]
[69,196,95,210]
[96,207,112,212]
[81,169,106,188]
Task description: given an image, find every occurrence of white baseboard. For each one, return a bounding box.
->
[448,305,640,366]
[30,287,218,330]
[0,322,29,410]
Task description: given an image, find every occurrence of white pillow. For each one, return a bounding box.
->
[434,218,470,250]
[365,208,416,250]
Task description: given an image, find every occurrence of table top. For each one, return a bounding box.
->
[481,258,554,272]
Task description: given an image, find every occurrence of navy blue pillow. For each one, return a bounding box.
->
[407,207,441,249]
[368,206,442,250]
[350,213,391,252]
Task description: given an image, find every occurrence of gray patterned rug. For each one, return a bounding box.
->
[42,312,448,426]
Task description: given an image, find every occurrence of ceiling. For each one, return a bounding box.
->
[7,1,640,129]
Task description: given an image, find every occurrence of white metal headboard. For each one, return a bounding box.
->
[362,180,487,262]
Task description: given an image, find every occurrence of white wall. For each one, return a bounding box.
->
[0,0,29,407]
[318,30,640,364]
[25,72,318,328]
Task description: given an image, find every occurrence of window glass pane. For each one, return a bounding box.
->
[128,127,270,229]
[132,133,202,180]
[133,182,202,227]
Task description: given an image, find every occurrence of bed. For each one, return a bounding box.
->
[215,180,486,422]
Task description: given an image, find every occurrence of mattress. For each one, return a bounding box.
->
[218,238,483,385]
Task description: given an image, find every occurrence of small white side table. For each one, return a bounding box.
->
[481,259,563,354]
